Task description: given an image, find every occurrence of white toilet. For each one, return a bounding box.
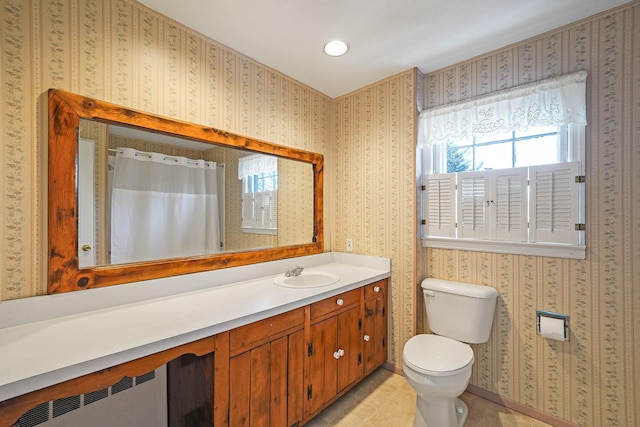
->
[402,278,499,427]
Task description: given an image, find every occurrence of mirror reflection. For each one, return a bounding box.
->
[78,120,314,267]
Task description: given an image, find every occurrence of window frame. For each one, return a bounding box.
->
[420,124,586,259]
[239,156,279,235]
[440,126,566,172]
[241,185,278,235]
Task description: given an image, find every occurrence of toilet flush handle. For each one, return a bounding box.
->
[424,290,435,298]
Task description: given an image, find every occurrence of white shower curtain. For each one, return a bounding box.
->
[111,147,221,264]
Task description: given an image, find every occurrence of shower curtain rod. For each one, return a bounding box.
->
[107,148,224,168]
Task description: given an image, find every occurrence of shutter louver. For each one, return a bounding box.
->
[255,193,267,228]
[494,167,528,242]
[529,162,580,244]
[241,194,255,228]
[425,174,455,237]
[269,191,277,229]
[457,171,488,239]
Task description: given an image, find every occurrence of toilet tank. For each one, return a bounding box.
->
[422,278,498,344]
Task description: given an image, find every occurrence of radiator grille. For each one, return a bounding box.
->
[111,376,133,394]
[83,389,109,405]
[16,370,156,426]
[16,402,48,427]
[52,395,81,418]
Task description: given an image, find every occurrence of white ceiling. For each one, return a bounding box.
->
[137,0,629,98]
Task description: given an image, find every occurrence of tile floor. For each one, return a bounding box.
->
[305,368,553,427]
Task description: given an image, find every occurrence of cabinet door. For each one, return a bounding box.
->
[229,330,304,427]
[306,316,338,417]
[306,305,363,416]
[363,292,387,373]
[336,306,363,392]
[166,352,215,427]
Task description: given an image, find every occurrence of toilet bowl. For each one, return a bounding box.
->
[402,334,474,427]
[402,279,498,427]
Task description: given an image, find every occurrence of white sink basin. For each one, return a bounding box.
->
[273,271,340,288]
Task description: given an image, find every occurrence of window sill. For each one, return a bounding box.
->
[421,237,586,259]
[242,227,277,236]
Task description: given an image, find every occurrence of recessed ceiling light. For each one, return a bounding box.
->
[324,40,349,57]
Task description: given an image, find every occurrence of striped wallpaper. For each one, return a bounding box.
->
[1,0,638,425]
[421,4,640,426]
[0,0,331,298]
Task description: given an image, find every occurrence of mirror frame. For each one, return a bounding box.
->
[48,89,324,294]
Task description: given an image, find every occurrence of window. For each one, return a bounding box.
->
[238,154,278,234]
[441,125,564,173]
[419,71,587,259]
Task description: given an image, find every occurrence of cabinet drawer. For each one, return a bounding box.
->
[310,288,361,320]
[364,279,387,300]
[230,307,304,352]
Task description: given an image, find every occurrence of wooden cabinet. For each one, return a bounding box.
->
[363,279,388,374]
[228,308,305,427]
[305,287,366,418]
[0,278,389,427]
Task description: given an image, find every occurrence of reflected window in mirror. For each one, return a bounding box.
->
[239,154,278,235]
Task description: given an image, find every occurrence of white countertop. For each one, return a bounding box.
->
[0,252,390,402]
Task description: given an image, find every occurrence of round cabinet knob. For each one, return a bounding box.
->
[333,351,341,359]
[81,244,92,252]
[336,298,344,306]
[337,348,345,357]
[363,335,370,342]
[373,286,381,293]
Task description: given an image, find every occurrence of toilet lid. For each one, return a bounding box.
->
[403,335,474,376]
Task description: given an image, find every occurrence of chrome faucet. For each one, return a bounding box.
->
[285,266,304,277]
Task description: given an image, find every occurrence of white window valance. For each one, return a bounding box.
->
[418,71,587,147]
[238,154,277,179]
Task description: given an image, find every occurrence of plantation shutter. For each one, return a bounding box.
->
[242,193,257,228]
[243,191,277,230]
[265,190,277,229]
[529,162,581,244]
[457,171,488,239]
[494,167,528,242]
[248,191,278,229]
[425,174,456,237]
[255,193,268,228]
[238,154,278,234]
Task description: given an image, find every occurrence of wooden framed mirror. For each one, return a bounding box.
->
[48,89,323,294]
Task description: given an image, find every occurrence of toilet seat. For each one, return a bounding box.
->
[403,334,474,376]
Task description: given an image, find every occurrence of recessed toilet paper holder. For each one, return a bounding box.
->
[536,310,569,341]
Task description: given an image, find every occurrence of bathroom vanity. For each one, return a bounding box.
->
[0,91,390,426]
[0,253,390,426]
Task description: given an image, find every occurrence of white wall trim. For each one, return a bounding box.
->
[466,384,579,427]
[385,365,579,427]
